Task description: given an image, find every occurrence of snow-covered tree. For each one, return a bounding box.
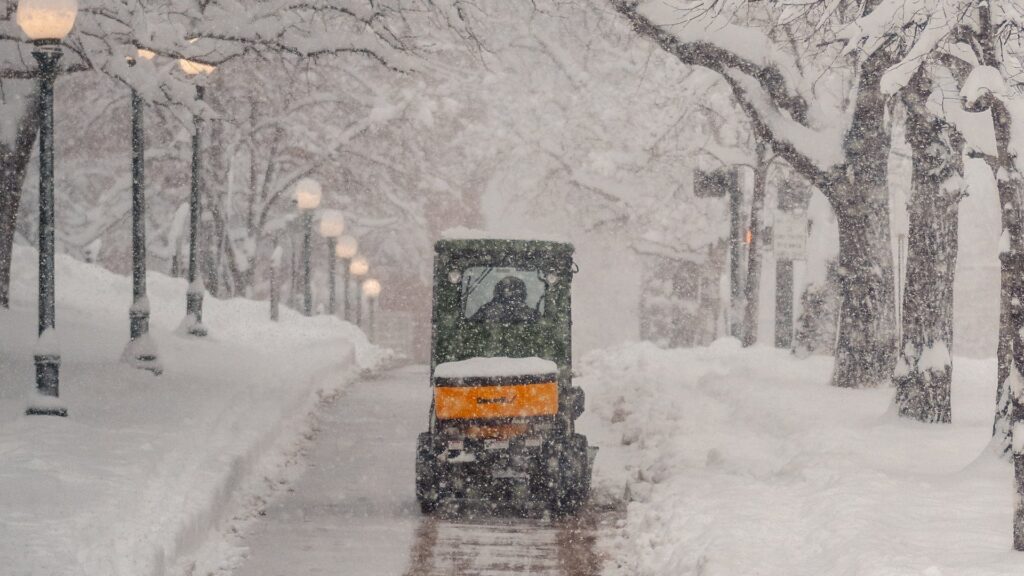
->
[0,0,456,306]
[612,0,901,389]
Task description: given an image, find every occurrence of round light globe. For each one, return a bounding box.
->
[350,256,369,277]
[294,178,322,210]
[362,278,381,298]
[335,235,358,259]
[16,0,78,41]
[319,209,345,238]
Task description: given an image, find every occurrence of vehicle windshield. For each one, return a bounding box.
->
[461,266,546,322]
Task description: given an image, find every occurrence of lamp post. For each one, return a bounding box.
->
[349,255,369,327]
[294,178,322,316]
[18,0,77,417]
[178,55,215,337]
[362,278,381,341]
[318,209,345,315]
[334,235,358,321]
[123,48,161,373]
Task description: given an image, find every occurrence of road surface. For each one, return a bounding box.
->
[232,365,613,576]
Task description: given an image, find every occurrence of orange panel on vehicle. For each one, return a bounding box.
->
[434,382,558,420]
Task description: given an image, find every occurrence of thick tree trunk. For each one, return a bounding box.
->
[609,0,898,387]
[829,51,898,388]
[741,143,769,346]
[971,4,1024,548]
[991,108,1023,452]
[893,70,964,422]
[0,82,41,308]
[832,197,897,387]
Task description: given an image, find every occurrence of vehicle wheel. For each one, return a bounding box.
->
[415,432,441,514]
[547,435,589,515]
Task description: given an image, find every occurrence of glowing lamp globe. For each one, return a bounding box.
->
[362,278,381,298]
[294,178,322,211]
[179,58,215,76]
[350,256,369,277]
[335,235,358,259]
[319,209,345,238]
[16,0,78,41]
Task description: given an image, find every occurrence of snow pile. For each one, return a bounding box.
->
[0,246,387,576]
[434,356,558,379]
[577,341,1021,575]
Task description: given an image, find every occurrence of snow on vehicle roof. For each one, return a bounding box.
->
[440,226,570,243]
[434,356,558,379]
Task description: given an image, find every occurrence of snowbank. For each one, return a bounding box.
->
[0,246,387,576]
[577,341,1021,575]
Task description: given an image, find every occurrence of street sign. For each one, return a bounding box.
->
[693,168,738,198]
[773,211,807,260]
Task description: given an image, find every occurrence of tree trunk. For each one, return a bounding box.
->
[829,51,898,388]
[0,82,41,308]
[893,69,964,422]
[741,142,769,346]
[991,103,1023,452]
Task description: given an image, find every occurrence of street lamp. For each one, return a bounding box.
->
[18,0,77,417]
[350,255,369,327]
[294,178,322,316]
[318,209,345,315]
[122,48,161,374]
[335,235,358,321]
[178,54,215,337]
[362,278,381,341]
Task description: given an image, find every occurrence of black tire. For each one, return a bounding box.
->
[547,434,590,515]
[415,432,441,514]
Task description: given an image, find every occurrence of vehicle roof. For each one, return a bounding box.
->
[434,237,575,256]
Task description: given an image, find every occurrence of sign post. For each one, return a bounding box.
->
[773,210,807,348]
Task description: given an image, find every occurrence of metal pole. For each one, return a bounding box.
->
[124,66,161,373]
[184,84,208,336]
[341,258,351,321]
[270,263,280,321]
[897,233,905,346]
[355,280,363,327]
[368,296,376,341]
[270,240,281,321]
[729,170,743,339]
[775,260,794,348]
[327,237,337,315]
[27,44,65,417]
[302,211,313,316]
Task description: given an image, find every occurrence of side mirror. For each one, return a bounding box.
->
[565,386,585,420]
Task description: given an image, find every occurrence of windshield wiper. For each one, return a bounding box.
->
[463,267,493,308]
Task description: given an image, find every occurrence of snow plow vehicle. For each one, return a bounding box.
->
[415,236,594,514]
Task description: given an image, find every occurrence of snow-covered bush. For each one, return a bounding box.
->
[794,261,840,357]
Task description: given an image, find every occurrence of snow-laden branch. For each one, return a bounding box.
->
[612,0,842,185]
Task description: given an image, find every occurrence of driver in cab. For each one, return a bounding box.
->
[470,276,539,323]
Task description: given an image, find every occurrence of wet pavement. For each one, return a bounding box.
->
[404,505,610,576]
[232,365,613,576]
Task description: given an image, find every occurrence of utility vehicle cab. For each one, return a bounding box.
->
[415,236,593,513]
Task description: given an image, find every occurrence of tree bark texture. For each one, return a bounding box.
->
[990,106,1024,453]
[742,143,769,346]
[612,1,898,389]
[893,69,964,423]
[0,83,41,308]
[828,50,898,388]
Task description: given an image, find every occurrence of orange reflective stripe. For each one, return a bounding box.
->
[434,382,559,420]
